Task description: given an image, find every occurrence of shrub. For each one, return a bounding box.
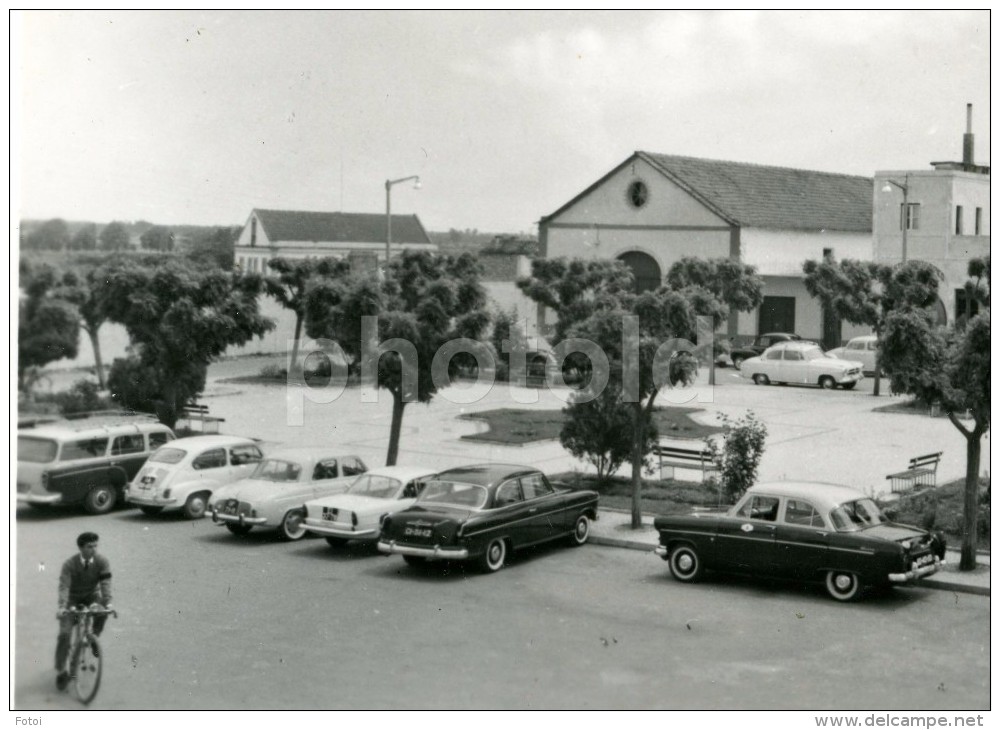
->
[33,379,113,416]
[708,410,768,503]
[259,364,287,380]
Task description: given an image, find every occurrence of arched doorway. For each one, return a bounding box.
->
[617,251,662,294]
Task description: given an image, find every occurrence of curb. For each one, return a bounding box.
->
[588,535,990,597]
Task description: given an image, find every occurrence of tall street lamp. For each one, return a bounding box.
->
[881,174,910,263]
[385,175,421,263]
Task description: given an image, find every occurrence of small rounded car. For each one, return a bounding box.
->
[378,464,599,573]
[125,435,265,519]
[654,481,946,602]
[208,448,368,540]
[826,335,879,376]
[740,341,864,389]
[302,465,438,546]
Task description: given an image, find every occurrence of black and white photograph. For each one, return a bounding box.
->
[11,10,991,719]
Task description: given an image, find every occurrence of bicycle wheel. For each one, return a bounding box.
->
[72,636,103,705]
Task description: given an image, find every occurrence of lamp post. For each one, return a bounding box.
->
[385,175,421,263]
[881,174,910,263]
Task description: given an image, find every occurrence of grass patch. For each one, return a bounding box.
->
[882,476,990,552]
[550,471,728,515]
[460,406,721,445]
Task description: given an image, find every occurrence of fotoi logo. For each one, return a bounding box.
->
[286,315,716,425]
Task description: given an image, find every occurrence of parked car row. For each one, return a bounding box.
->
[17,415,946,599]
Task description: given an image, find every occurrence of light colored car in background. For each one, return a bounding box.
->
[302,465,438,547]
[741,341,864,390]
[827,335,879,375]
[125,435,264,519]
[208,448,368,540]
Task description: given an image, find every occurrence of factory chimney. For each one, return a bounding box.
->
[963,103,975,170]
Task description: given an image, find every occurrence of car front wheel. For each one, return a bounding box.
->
[83,485,117,515]
[825,570,861,601]
[669,544,704,582]
[182,492,209,519]
[279,509,307,541]
[568,514,591,546]
[479,538,507,573]
[819,376,836,390]
[752,373,770,386]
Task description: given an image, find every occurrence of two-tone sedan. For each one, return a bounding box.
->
[302,465,438,547]
[208,449,367,540]
[654,482,946,601]
[378,464,599,573]
[741,341,864,390]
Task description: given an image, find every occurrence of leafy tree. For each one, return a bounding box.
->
[881,266,990,570]
[17,262,80,390]
[52,262,115,389]
[140,225,174,251]
[264,256,350,374]
[187,226,238,269]
[802,257,943,395]
[70,224,98,251]
[25,218,70,250]
[706,411,768,503]
[305,251,490,466]
[560,380,656,483]
[99,221,131,251]
[489,306,528,381]
[99,259,274,428]
[959,256,990,326]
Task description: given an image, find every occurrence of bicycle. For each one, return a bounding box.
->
[58,605,117,705]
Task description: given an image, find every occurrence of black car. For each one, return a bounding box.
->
[654,482,946,601]
[729,332,804,370]
[378,464,599,573]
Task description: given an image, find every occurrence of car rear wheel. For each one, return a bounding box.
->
[825,570,861,601]
[819,376,836,390]
[182,492,209,520]
[479,538,507,573]
[139,505,164,516]
[568,514,591,546]
[731,356,744,370]
[752,374,770,386]
[83,485,116,515]
[668,544,704,582]
[403,555,426,567]
[225,523,253,536]
[279,509,307,541]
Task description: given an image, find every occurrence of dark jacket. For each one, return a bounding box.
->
[58,554,112,608]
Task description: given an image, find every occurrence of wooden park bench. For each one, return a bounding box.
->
[180,403,226,434]
[886,452,943,494]
[654,443,719,482]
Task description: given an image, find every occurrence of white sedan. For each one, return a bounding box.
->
[302,465,438,546]
[741,342,864,390]
[827,335,879,375]
[208,448,368,540]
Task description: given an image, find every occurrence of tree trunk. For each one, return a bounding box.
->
[959,425,984,571]
[385,392,407,466]
[86,326,106,390]
[630,401,644,529]
[290,315,303,375]
[872,351,881,396]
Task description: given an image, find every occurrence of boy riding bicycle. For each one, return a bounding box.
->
[56,532,113,690]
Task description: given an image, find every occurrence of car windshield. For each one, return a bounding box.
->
[347,474,402,499]
[415,480,488,510]
[148,447,186,465]
[829,498,887,532]
[252,459,303,482]
[18,436,58,463]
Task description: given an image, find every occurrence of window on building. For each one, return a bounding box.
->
[975,207,983,235]
[955,206,964,235]
[900,203,920,231]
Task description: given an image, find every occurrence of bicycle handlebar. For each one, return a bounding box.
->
[59,607,118,618]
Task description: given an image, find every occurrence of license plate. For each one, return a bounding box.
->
[322,508,338,521]
[141,475,155,485]
[404,526,432,538]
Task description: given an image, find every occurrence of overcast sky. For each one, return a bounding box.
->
[13,10,990,234]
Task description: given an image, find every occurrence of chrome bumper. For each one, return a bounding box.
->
[126,493,177,507]
[211,510,267,526]
[377,540,469,560]
[654,545,668,558]
[889,557,943,583]
[303,520,377,539]
[16,493,62,505]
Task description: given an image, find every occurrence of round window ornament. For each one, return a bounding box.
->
[627,180,649,209]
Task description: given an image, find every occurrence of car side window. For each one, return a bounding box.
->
[495,480,524,507]
[230,445,263,466]
[193,448,226,470]
[736,495,779,522]
[520,473,554,500]
[784,350,804,361]
[765,349,783,360]
[341,457,367,477]
[785,499,824,527]
[312,459,339,480]
[60,438,109,461]
[148,431,172,450]
[866,341,877,351]
[401,480,424,499]
[111,434,145,456]
[848,341,864,350]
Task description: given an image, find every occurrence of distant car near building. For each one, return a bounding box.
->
[740,341,863,390]
[728,333,805,370]
[654,481,946,602]
[827,335,879,376]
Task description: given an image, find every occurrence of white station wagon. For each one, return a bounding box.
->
[125,435,264,519]
[208,448,368,540]
[302,465,438,546]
